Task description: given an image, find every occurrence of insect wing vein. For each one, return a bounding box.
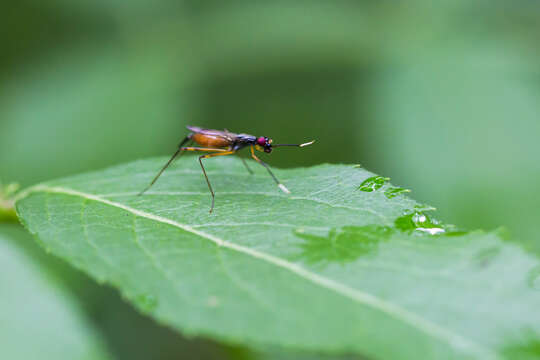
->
[187,126,237,142]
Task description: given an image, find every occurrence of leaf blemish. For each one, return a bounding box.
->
[472,247,501,269]
[358,176,410,199]
[358,176,389,192]
[293,225,393,266]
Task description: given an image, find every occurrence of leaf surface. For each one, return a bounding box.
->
[15,157,540,360]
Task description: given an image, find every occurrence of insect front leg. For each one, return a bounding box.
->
[250,146,290,194]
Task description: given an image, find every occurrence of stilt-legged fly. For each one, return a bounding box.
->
[139,126,315,213]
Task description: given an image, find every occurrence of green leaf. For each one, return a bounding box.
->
[15,157,540,360]
[369,44,540,255]
[0,43,194,186]
[0,228,113,360]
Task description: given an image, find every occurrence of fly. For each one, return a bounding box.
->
[139,126,315,213]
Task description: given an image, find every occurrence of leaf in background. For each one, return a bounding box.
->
[15,157,540,359]
[192,2,377,169]
[368,40,540,255]
[0,42,196,187]
[194,2,371,75]
[0,228,113,360]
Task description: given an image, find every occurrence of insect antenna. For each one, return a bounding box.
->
[273,140,315,148]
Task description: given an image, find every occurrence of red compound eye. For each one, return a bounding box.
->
[257,137,267,146]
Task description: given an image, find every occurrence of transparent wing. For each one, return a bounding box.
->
[186,126,237,142]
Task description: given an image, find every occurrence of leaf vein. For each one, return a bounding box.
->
[131,215,196,305]
[216,246,275,312]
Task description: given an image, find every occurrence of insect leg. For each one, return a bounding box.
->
[173,139,193,164]
[180,147,229,152]
[250,146,290,194]
[198,151,236,213]
[241,157,254,175]
[139,135,193,195]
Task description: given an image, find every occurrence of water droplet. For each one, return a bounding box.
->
[207,295,220,307]
[358,176,389,192]
[528,266,540,290]
[414,203,437,212]
[394,210,446,235]
[417,227,445,235]
[384,187,411,199]
[134,293,158,312]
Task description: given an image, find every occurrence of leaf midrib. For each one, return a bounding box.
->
[17,184,498,360]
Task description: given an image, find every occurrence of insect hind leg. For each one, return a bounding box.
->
[241,157,254,174]
[138,135,193,196]
[198,151,236,213]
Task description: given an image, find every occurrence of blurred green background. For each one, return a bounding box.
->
[1,1,540,359]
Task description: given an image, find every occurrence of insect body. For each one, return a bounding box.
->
[139,126,315,213]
